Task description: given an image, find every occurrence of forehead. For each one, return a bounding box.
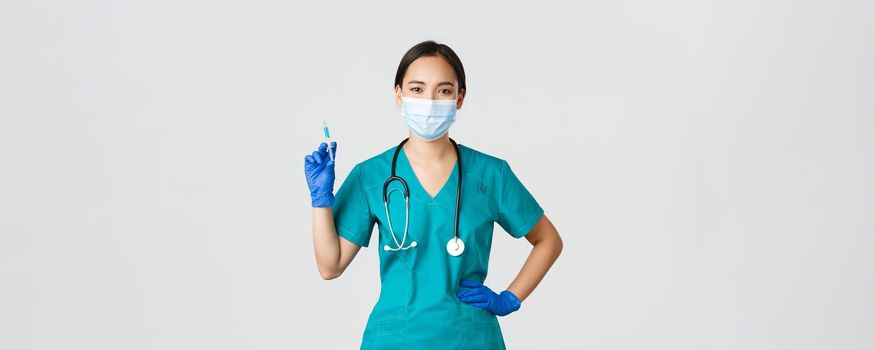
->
[404,55,458,84]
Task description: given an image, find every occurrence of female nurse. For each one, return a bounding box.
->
[304,40,563,349]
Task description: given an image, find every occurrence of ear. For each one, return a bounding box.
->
[456,88,466,110]
[394,85,403,108]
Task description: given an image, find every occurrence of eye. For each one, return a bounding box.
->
[410,87,422,93]
[439,89,452,95]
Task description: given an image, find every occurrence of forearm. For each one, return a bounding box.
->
[506,232,563,302]
[312,207,341,278]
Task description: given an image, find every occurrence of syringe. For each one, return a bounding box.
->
[323,120,334,161]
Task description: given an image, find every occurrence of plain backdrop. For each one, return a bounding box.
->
[1,1,873,349]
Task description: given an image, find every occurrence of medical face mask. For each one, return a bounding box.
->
[400,96,457,141]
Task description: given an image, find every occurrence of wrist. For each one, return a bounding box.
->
[501,290,522,312]
[311,193,335,208]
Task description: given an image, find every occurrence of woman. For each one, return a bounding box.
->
[304,40,563,349]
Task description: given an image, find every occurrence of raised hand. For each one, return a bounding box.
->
[304,141,337,207]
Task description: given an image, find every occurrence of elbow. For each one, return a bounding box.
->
[552,233,564,257]
[318,266,342,280]
[321,271,340,280]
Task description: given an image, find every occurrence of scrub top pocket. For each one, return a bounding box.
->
[459,304,505,350]
[362,307,409,349]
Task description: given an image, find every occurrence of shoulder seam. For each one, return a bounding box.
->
[354,164,374,221]
[497,159,509,225]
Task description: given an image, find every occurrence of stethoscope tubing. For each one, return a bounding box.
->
[382,138,462,251]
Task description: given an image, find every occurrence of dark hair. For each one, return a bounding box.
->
[394,40,466,93]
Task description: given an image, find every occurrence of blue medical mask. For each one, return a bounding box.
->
[400,96,457,141]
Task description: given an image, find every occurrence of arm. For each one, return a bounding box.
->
[506,214,563,302]
[456,213,562,315]
[456,161,562,315]
[305,141,362,280]
[312,207,361,280]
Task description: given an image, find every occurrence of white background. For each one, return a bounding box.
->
[1,1,873,349]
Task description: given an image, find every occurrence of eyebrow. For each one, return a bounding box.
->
[407,80,455,87]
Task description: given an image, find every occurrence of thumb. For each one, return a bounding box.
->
[460,280,482,289]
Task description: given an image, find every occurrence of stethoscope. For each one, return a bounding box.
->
[382,137,465,256]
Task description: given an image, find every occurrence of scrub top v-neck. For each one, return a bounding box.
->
[399,145,458,201]
[331,142,544,350]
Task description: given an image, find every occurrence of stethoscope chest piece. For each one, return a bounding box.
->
[446,237,465,256]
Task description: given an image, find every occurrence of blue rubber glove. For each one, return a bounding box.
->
[304,141,337,207]
[457,280,521,316]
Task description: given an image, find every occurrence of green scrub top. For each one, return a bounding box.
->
[332,142,544,350]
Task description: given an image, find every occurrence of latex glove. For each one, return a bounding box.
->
[304,141,337,207]
[457,280,521,316]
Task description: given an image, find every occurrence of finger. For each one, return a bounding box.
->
[470,302,490,309]
[304,155,317,170]
[311,151,323,165]
[325,159,335,170]
[460,280,482,288]
[317,142,328,158]
[457,289,481,299]
[459,293,487,303]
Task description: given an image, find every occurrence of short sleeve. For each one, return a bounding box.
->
[496,160,544,238]
[331,164,375,247]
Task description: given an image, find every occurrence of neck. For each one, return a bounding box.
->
[403,131,454,163]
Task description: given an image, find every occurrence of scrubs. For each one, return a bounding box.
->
[332,143,544,350]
